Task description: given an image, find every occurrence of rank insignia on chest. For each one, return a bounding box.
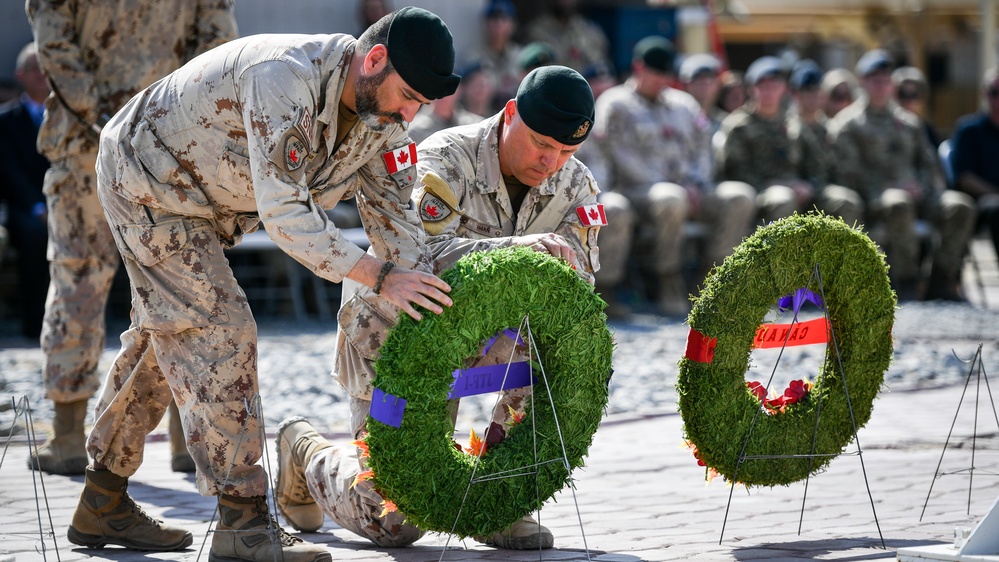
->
[285,135,308,172]
[576,204,607,226]
[382,143,418,174]
[420,193,453,223]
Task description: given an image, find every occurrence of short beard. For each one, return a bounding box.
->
[355,66,404,131]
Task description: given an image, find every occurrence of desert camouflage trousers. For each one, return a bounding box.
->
[89,188,267,497]
[309,333,531,545]
[41,151,120,403]
[596,181,757,280]
[864,188,975,284]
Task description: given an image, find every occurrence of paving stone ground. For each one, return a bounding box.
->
[3,380,999,562]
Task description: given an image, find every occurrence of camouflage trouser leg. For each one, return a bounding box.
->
[932,190,977,278]
[90,189,265,497]
[702,181,756,269]
[756,184,797,225]
[873,188,920,284]
[306,396,423,547]
[41,151,120,403]
[816,184,864,228]
[634,182,688,276]
[592,191,634,287]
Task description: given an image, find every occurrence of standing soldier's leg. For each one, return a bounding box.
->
[31,151,117,475]
[79,191,328,560]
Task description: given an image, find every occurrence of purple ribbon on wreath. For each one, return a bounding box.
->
[777,288,824,316]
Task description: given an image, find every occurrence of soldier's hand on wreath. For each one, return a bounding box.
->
[511,233,579,269]
[348,255,451,321]
[379,267,452,321]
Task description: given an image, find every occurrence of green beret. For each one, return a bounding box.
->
[515,66,594,146]
[633,36,675,74]
[386,7,461,99]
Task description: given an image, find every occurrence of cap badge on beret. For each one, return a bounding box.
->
[573,120,591,140]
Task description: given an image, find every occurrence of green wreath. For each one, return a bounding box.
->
[677,214,895,487]
[365,246,613,537]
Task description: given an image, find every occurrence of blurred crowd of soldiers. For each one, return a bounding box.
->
[407,0,998,317]
[2,0,999,333]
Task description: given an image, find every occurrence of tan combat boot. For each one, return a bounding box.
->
[477,514,554,550]
[67,467,193,551]
[27,398,88,475]
[211,495,331,562]
[275,416,333,532]
[167,400,196,473]
[657,273,691,317]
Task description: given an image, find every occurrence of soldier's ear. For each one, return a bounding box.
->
[364,44,389,75]
[504,99,517,121]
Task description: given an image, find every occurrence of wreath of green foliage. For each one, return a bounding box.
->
[677,214,895,487]
[366,246,614,537]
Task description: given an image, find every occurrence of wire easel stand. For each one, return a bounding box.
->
[1,395,62,561]
[919,343,999,521]
[440,315,591,562]
[196,393,283,562]
[719,263,885,549]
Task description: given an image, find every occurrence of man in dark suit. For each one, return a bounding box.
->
[0,42,50,338]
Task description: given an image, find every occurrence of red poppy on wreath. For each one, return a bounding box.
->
[746,379,813,415]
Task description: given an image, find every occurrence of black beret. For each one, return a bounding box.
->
[746,56,786,85]
[515,66,594,145]
[790,59,823,91]
[855,49,894,78]
[386,7,461,100]
[633,36,675,74]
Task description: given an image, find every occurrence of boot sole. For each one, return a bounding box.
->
[27,455,88,475]
[67,526,193,551]
[208,552,332,562]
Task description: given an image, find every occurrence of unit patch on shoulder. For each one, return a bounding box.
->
[420,192,453,223]
[285,135,308,172]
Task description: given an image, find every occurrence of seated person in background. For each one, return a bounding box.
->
[715,70,747,119]
[893,66,941,149]
[679,53,724,135]
[716,56,860,228]
[594,36,755,316]
[827,49,975,301]
[950,68,999,265]
[406,63,485,145]
[821,68,858,119]
[464,0,521,115]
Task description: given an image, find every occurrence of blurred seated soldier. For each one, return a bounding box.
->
[525,0,612,76]
[715,70,747,118]
[950,68,999,264]
[828,49,975,300]
[594,36,755,316]
[407,64,485,145]
[679,53,724,134]
[788,59,863,226]
[464,0,521,114]
[821,68,857,119]
[893,66,941,149]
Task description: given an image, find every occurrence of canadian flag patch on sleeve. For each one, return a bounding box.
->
[382,143,418,174]
[576,204,607,226]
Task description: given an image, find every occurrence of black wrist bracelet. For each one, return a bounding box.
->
[373,261,395,294]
